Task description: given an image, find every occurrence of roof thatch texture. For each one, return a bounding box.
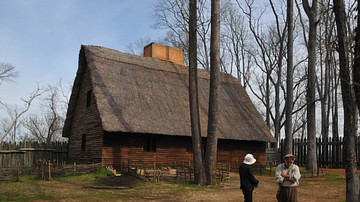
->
[63,45,275,142]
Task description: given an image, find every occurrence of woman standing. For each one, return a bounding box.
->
[239,154,259,202]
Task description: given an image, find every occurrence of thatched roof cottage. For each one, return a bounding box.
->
[63,43,275,170]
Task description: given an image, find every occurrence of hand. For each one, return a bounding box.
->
[281,173,290,180]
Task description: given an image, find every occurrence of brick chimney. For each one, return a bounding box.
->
[144,43,184,65]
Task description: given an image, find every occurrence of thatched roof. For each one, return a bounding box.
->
[63,45,275,142]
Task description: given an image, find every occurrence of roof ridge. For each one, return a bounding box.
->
[83,45,240,84]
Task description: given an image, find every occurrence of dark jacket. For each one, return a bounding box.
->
[239,163,259,191]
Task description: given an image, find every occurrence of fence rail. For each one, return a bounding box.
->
[0,141,67,168]
[279,137,359,168]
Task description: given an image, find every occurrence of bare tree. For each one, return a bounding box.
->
[0,63,18,86]
[153,0,212,68]
[188,0,205,186]
[126,38,152,55]
[0,86,43,142]
[205,0,220,185]
[285,0,294,154]
[331,59,340,139]
[268,0,288,150]
[221,1,252,88]
[333,0,359,200]
[0,62,20,142]
[303,0,318,175]
[0,110,22,142]
[23,84,67,143]
[237,0,290,146]
[237,0,275,128]
[315,0,338,141]
[354,0,360,112]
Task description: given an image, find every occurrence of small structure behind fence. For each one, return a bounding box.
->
[0,141,67,168]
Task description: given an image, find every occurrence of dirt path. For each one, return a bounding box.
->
[176,172,345,202]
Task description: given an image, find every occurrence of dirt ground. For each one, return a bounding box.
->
[181,173,345,202]
[99,171,346,202]
[0,169,347,201]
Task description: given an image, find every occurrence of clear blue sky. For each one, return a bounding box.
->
[0,0,164,115]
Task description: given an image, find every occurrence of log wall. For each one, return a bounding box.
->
[67,60,103,164]
[102,133,266,171]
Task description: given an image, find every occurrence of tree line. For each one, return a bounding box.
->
[140,0,359,199]
[0,63,68,144]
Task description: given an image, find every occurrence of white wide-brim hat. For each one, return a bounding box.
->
[243,154,256,165]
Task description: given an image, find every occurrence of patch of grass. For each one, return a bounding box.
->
[19,174,41,182]
[324,174,345,182]
[325,177,345,182]
[20,167,37,175]
[0,192,56,201]
[251,166,279,176]
[62,191,131,201]
[94,165,114,177]
[56,173,99,187]
[0,182,57,201]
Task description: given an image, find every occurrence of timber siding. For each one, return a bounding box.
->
[217,140,266,169]
[101,133,266,170]
[102,134,193,168]
[67,54,103,164]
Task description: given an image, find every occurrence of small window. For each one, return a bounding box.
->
[202,138,206,154]
[144,136,156,152]
[86,90,92,108]
[186,140,193,153]
[81,134,86,152]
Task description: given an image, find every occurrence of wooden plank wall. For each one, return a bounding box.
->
[66,63,103,164]
[0,142,67,168]
[102,133,267,171]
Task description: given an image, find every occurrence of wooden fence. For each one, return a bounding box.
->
[0,162,100,182]
[120,160,230,183]
[0,141,67,168]
[36,161,100,181]
[279,137,360,168]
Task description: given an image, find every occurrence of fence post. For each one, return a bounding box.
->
[41,160,45,180]
[176,167,179,184]
[48,160,52,181]
[153,162,156,182]
[128,159,130,173]
[17,166,20,182]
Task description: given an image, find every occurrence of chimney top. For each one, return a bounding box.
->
[144,43,184,65]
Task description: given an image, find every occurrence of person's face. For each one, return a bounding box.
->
[284,157,295,167]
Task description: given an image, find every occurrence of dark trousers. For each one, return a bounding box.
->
[242,189,253,202]
[277,187,297,202]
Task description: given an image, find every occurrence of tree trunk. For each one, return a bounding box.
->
[205,0,220,185]
[265,75,271,128]
[269,0,286,152]
[332,58,339,139]
[303,0,318,175]
[285,0,294,154]
[189,0,205,186]
[354,0,360,112]
[333,0,360,200]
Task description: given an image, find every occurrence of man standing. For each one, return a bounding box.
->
[239,153,259,202]
[275,154,301,202]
